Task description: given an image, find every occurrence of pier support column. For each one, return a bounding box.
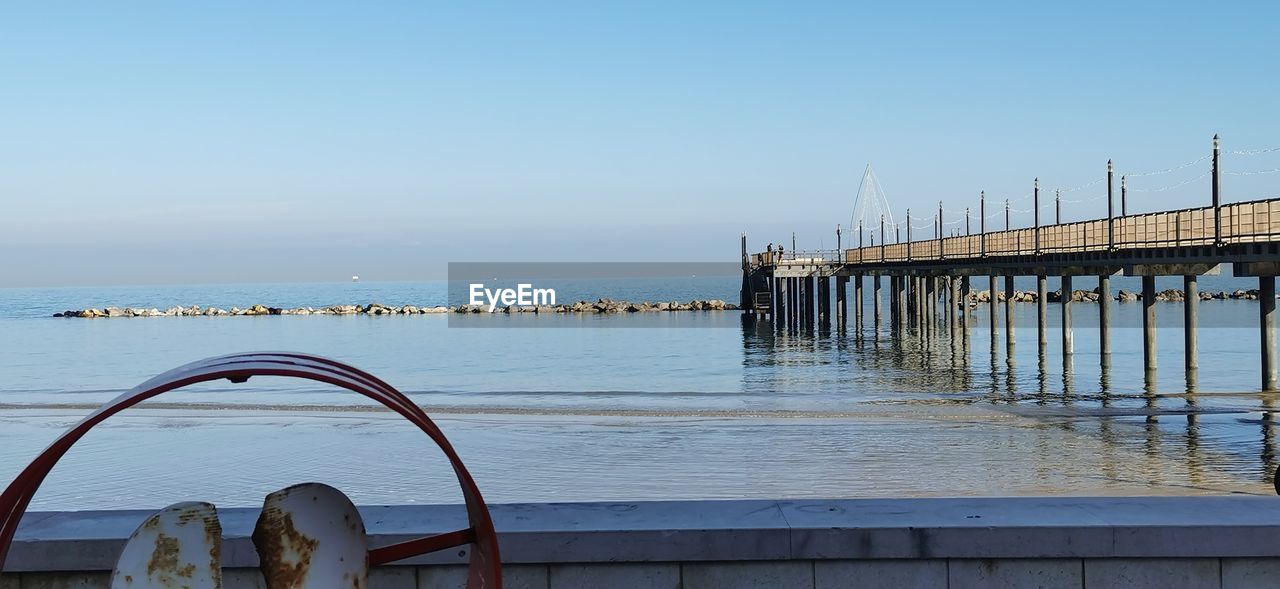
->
[891,275,899,328]
[818,276,830,329]
[898,275,909,332]
[1037,275,1048,352]
[1004,275,1016,353]
[910,276,919,332]
[781,278,788,329]
[853,275,863,331]
[1184,275,1198,373]
[801,276,811,330]
[791,277,800,331]
[788,277,797,330]
[948,276,959,334]
[961,276,971,342]
[1062,275,1074,359]
[835,276,847,328]
[808,276,818,330]
[890,276,899,330]
[802,276,810,329]
[925,277,935,334]
[927,276,934,331]
[921,276,929,333]
[873,275,882,329]
[909,276,919,331]
[1143,275,1157,373]
[931,277,940,332]
[1263,276,1277,391]
[775,277,786,329]
[895,276,904,331]
[923,276,932,333]
[988,275,998,347]
[783,277,793,327]
[1099,274,1111,366]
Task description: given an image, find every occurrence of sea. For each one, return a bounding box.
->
[1,274,1278,511]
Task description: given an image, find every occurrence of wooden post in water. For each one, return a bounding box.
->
[795,276,804,331]
[809,276,819,330]
[898,275,909,332]
[1143,275,1157,373]
[1184,275,1199,373]
[929,276,936,333]
[1037,274,1048,353]
[780,277,788,329]
[1004,275,1015,353]
[905,276,914,330]
[961,276,971,337]
[785,277,794,330]
[828,276,836,328]
[921,275,931,332]
[1099,274,1111,365]
[936,277,944,332]
[1262,275,1277,391]
[819,276,831,329]
[910,276,920,332]
[824,276,833,328]
[806,275,814,330]
[836,276,847,327]
[926,276,936,334]
[923,276,930,334]
[1062,275,1074,359]
[809,276,818,331]
[831,277,840,326]
[789,277,798,330]
[783,276,793,329]
[893,275,902,330]
[948,276,958,334]
[789,277,797,330]
[853,275,863,331]
[770,275,779,325]
[873,275,882,329]
[889,276,898,330]
[988,275,998,347]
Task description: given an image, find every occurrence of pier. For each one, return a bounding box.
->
[742,136,1280,390]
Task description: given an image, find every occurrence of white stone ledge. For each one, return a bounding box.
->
[7,497,1280,572]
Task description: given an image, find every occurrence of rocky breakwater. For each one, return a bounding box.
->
[965,288,1273,304]
[53,299,737,318]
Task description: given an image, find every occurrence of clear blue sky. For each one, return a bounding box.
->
[2,2,1278,286]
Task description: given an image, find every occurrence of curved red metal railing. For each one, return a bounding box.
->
[0,352,501,588]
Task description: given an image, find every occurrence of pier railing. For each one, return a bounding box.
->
[759,198,1280,267]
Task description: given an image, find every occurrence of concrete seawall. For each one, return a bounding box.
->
[6,497,1280,588]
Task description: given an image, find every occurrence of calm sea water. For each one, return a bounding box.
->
[2,276,1278,511]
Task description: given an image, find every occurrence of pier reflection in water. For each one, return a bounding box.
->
[741,298,1280,497]
[1,291,1278,508]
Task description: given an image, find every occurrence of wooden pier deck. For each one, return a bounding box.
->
[742,138,1280,390]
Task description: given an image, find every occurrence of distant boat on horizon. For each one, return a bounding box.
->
[351,275,359,282]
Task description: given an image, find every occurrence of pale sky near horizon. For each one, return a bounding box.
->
[2,2,1279,287]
